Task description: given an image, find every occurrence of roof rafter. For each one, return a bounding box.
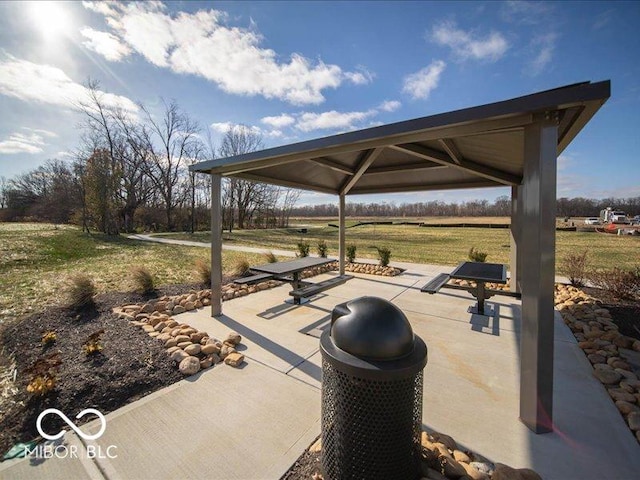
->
[352,180,498,195]
[339,148,384,195]
[438,138,463,164]
[307,157,355,175]
[363,162,448,176]
[390,143,522,186]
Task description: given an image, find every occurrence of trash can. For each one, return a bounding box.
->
[320,296,428,480]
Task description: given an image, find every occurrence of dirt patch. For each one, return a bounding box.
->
[0,283,212,456]
[602,304,640,341]
[280,447,322,479]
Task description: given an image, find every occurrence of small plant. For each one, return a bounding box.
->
[194,258,211,284]
[263,251,278,263]
[376,246,392,267]
[232,257,251,276]
[561,250,589,287]
[131,266,155,294]
[41,331,57,345]
[26,354,61,397]
[66,274,97,309]
[346,244,357,263]
[317,240,328,258]
[589,267,640,301]
[468,247,488,262]
[84,329,105,356]
[297,241,310,257]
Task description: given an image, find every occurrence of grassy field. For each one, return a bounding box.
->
[0,223,270,323]
[157,220,638,271]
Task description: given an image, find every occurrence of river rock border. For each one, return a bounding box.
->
[555,284,640,443]
[305,428,542,480]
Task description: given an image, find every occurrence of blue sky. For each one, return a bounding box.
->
[0,1,638,206]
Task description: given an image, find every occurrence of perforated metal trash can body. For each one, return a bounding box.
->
[320,296,428,480]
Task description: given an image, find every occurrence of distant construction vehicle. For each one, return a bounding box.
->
[599,207,629,224]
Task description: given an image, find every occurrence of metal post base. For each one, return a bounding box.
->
[468,304,495,317]
[286,297,311,305]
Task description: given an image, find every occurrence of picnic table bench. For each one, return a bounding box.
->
[421,262,520,315]
[248,257,349,304]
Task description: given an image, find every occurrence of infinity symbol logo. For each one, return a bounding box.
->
[36,408,107,441]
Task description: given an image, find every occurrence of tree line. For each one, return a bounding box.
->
[0,81,299,234]
[290,196,640,218]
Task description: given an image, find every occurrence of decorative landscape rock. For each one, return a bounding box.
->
[224,352,244,367]
[555,283,640,444]
[178,356,200,375]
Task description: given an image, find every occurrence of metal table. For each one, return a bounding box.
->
[250,257,335,304]
[449,261,507,315]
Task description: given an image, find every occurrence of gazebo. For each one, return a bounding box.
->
[190,80,610,434]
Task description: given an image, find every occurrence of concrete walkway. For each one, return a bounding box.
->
[2,264,636,479]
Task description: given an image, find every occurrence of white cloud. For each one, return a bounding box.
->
[295,110,376,133]
[527,33,557,76]
[261,114,295,129]
[81,27,131,61]
[82,2,369,105]
[210,122,280,138]
[501,1,553,25]
[402,60,446,100]
[378,100,401,112]
[82,0,120,17]
[0,128,57,154]
[0,55,138,114]
[431,21,508,62]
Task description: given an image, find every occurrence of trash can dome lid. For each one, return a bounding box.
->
[330,296,414,360]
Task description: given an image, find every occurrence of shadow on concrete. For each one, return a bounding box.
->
[214,314,323,381]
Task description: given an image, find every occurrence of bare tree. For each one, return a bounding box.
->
[0,176,8,209]
[218,125,265,231]
[140,100,200,231]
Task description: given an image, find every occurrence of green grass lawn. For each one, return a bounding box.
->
[0,223,269,323]
[157,221,638,271]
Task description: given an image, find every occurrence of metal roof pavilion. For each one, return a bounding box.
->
[191,80,611,435]
[191,80,610,196]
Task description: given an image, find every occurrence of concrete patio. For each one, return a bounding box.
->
[2,263,639,479]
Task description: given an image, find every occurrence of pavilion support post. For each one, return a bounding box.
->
[510,185,522,293]
[519,114,558,434]
[210,173,222,317]
[338,194,346,276]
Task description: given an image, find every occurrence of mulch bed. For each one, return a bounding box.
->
[0,283,211,456]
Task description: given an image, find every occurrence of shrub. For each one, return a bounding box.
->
[376,246,392,267]
[560,250,589,287]
[66,274,96,309]
[131,266,155,294]
[468,247,488,263]
[297,241,310,257]
[589,267,640,301]
[317,240,328,258]
[346,244,357,263]
[41,331,57,345]
[194,258,211,284]
[84,329,105,356]
[232,257,251,276]
[263,251,278,263]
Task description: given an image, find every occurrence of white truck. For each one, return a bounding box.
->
[599,207,629,224]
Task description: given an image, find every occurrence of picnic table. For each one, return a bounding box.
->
[238,257,352,304]
[421,261,515,316]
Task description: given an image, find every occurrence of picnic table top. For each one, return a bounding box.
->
[449,261,507,284]
[250,257,334,275]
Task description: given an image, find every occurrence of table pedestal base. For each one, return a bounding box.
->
[286,297,311,305]
[468,304,495,317]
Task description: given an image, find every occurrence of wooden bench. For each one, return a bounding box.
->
[420,273,451,294]
[233,273,274,285]
[289,275,353,301]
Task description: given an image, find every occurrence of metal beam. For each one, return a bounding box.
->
[339,148,383,195]
[210,173,222,317]
[351,180,497,195]
[363,162,448,176]
[438,138,463,164]
[308,157,355,175]
[236,172,338,195]
[510,185,522,293]
[339,194,346,276]
[519,114,558,434]
[390,143,522,186]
